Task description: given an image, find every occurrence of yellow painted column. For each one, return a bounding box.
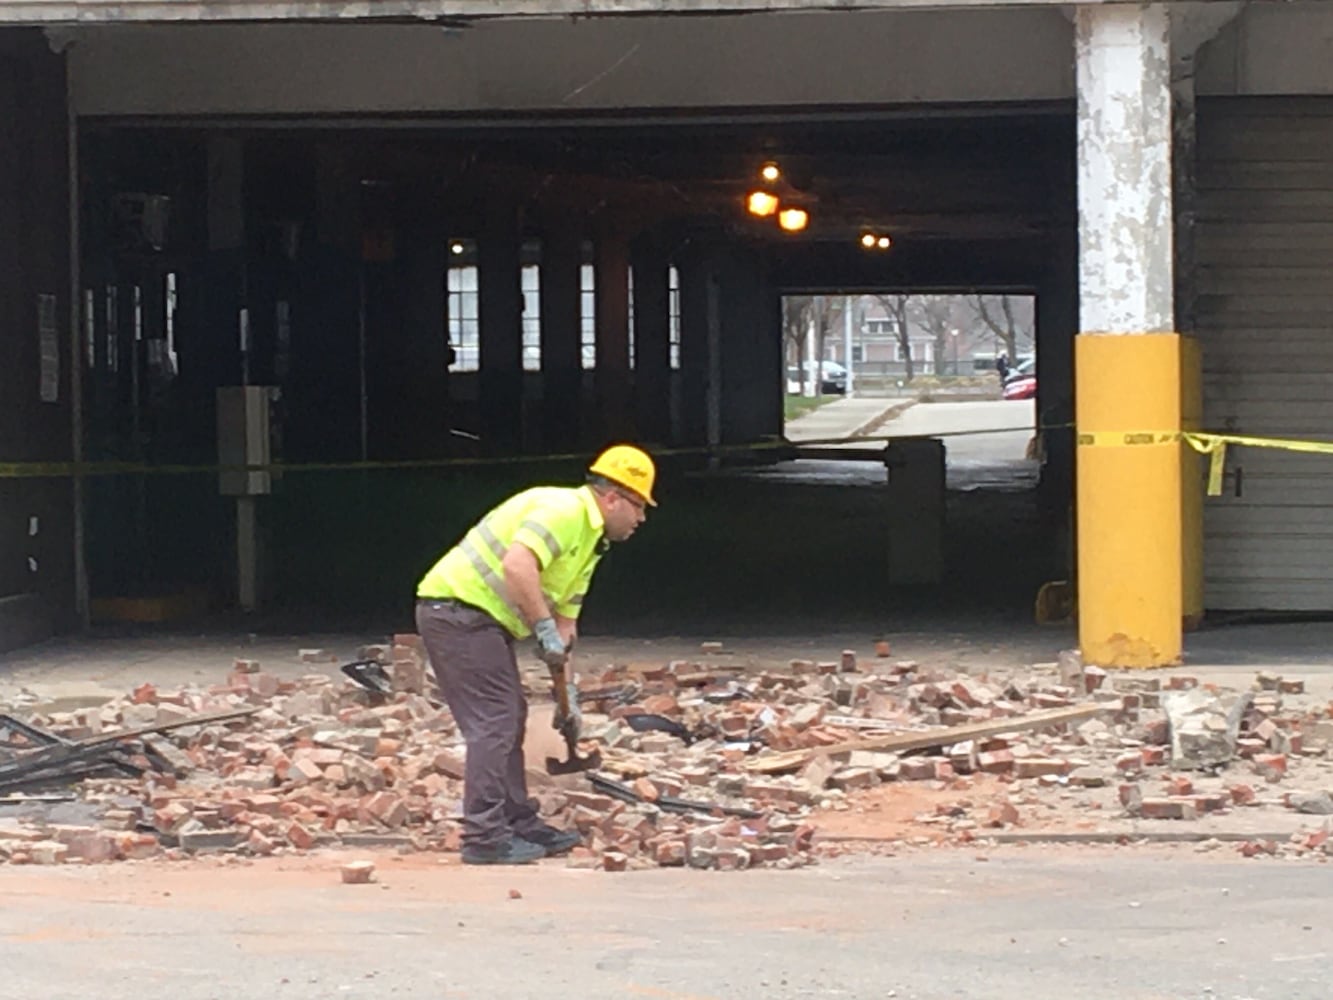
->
[1180,337,1204,629]
[1076,334,1182,668]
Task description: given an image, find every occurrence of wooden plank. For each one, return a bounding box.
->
[741,703,1115,774]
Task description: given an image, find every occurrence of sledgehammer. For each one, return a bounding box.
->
[545,670,602,775]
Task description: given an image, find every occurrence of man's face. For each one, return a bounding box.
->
[603,487,648,542]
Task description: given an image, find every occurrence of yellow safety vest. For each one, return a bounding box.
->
[416,485,607,639]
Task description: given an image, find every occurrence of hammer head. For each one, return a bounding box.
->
[545,745,602,775]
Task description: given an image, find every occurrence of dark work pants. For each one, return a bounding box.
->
[415,599,542,848]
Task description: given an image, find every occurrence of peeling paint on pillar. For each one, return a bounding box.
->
[1075,3,1174,335]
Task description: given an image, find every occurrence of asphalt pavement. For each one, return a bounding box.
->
[1,849,1328,999]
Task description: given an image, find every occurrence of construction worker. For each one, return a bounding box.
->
[414,445,656,865]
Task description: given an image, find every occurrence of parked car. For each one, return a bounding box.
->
[1002,358,1035,385]
[1002,372,1036,400]
[786,360,848,395]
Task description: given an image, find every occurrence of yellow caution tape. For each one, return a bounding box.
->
[1078,429,1333,497]
[1076,431,1181,448]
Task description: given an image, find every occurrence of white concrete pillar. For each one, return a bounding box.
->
[1074,3,1182,668]
[1075,3,1174,334]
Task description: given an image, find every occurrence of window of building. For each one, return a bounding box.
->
[668,266,681,370]
[865,318,899,337]
[520,239,541,372]
[894,341,912,363]
[851,344,864,364]
[446,239,479,372]
[627,268,635,370]
[580,256,596,369]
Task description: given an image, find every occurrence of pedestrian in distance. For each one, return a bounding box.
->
[414,445,656,865]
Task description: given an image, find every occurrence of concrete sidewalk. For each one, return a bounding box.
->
[783,395,915,443]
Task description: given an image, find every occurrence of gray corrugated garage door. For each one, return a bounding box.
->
[1197,98,1333,610]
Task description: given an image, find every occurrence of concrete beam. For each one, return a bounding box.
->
[17,0,1102,28]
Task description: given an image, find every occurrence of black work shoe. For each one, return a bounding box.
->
[522,825,582,856]
[461,837,545,866]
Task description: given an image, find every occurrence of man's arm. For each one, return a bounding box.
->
[499,541,552,628]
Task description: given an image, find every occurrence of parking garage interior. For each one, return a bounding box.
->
[49,102,1079,640]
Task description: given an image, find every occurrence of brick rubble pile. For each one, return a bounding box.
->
[1,641,1330,868]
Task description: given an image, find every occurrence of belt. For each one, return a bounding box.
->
[417,595,491,616]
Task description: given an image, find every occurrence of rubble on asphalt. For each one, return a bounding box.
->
[1,642,1331,869]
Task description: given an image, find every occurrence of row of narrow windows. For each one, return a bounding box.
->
[446,240,682,373]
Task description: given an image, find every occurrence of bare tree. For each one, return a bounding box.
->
[874,293,915,381]
[912,295,957,375]
[782,297,813,393]
[966,294,1033,365]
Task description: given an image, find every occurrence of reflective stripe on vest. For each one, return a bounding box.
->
[460,518,560,624]
[518,519,562,559]
[457,536,522,621]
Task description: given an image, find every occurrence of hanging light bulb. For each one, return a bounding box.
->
[747,190,780,217]
[877,235,893,249]
[760,161,781,183]
[778,207,809,233]
[860,233,877,249]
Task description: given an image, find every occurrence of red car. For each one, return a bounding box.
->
[1002,374,1036,400]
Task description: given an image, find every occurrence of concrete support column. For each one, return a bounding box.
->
[1074,3,1181,668]
[394,221,450,458]
[478,203,523,453]
[1037,227,1079,583]
[594,228,633,443]
[539,216,583,451]
[631,235,671,445]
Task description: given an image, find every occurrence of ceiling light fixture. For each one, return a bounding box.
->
[747,191,780,218]
[778,207,809,233]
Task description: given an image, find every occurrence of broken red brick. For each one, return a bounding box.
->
[653,840,687,866]
[977,749,1015,774]
[1239,839,1277,858]
[897,759,937,781]
[1140,746,1168,767]
[1138,797,1198,820]
[364,792,408,829]
[1164,776,1194,797]
[1013,758,1070,779]
[1252,753,1288,781]
[1228,783,1257,805]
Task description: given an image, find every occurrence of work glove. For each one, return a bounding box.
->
[552,682,582,740]
[533,617,567,668]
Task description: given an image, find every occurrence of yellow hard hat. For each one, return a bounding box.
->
[589,444,657,506]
